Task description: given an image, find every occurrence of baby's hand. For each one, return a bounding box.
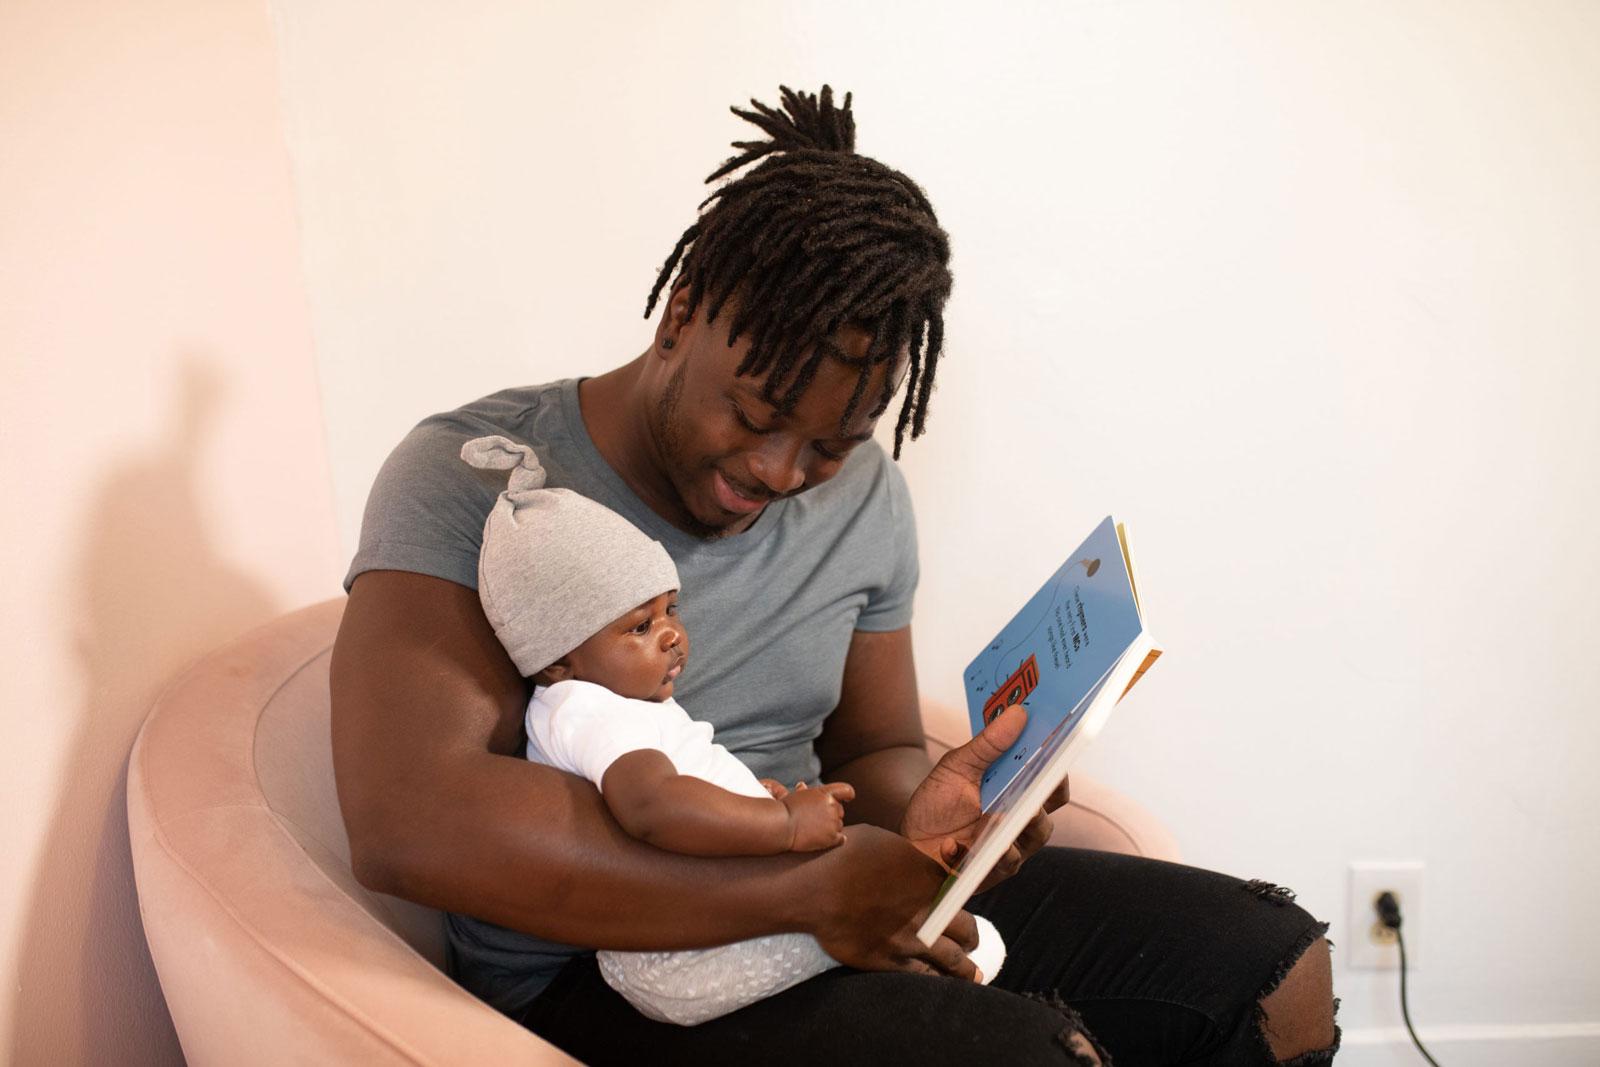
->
[758,778,790,800]
[781,781,856,852]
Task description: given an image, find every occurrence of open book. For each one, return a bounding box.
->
[916,516,1162,947]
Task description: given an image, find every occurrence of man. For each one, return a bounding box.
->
[332,86,1338,1065]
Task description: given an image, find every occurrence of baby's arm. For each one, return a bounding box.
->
[601,750,854,856]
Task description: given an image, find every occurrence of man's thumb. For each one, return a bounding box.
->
[942,704,1027,776]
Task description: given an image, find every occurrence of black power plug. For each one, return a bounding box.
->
[1373,890,1440,1065]
[1376,890,1402,932]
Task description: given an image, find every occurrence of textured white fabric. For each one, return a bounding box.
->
[526,681,769,799]
[523,680,842,1025]
[597,916,1005,1024]
[596,935,838,1026]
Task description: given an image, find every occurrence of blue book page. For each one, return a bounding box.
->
[963,516,1144,811]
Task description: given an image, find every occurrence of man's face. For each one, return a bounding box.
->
[546,591,689,702]
[648,289,906,536]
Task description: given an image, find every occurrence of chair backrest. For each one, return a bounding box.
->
[128,598,571,1065]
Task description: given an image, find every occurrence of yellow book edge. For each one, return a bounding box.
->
[1116,521,1162,698]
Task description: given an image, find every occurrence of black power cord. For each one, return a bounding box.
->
[1375,891,1442,1066]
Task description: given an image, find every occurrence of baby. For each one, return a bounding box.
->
[461,434,1001,1025]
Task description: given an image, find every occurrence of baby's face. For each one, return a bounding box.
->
[559,591,689,701]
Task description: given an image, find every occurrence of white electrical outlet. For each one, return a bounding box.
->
[1346,861,1423,970]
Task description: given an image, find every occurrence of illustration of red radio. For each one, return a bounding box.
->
[982,654,1040,725]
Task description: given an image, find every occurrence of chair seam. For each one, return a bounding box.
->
[1061,805,1147,857]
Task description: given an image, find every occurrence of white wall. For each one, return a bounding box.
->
[0,0,345,1060]
[271,1,1600,1060]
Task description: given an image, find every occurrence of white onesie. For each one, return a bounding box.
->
[525,679,839,1025]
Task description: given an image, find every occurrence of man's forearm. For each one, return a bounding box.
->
[826,744,933,831]
[361,753,824,951]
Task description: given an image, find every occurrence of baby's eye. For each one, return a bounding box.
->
[630,619,651,635]
[666,602,679,616]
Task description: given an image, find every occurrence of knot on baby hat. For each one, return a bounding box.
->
[461,435,680,677]
[460,434,547,493]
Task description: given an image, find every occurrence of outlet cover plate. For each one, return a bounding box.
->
[1347,861,1423,970]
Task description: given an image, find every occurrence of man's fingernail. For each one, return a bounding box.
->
[973,968,984,984]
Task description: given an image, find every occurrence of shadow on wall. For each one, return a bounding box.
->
[10,356,281,1065]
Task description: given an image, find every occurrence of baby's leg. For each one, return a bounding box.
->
[598,933,836,1026]
[599,917,1007,1026]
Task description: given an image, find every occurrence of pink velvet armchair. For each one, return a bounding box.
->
[128,599,1178,1065]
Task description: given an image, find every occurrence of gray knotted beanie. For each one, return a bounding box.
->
[461,435,680,677]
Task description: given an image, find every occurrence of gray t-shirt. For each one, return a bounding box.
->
[345,378,919,1015]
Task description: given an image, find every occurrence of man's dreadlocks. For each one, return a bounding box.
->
[644,85,953,459]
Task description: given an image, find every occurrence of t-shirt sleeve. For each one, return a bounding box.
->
[853,454,920,632]
[540,687,664,788]
[343,413,511,592]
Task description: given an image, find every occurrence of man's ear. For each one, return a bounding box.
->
[655,283,693,358]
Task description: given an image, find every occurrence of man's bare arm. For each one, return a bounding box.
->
[330,571,964,972]
[814,626,933,831]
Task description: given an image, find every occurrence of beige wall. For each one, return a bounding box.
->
[0,0,343,1062]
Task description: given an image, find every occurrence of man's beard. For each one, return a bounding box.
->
[653,361,689,472]
[651,362,723,540]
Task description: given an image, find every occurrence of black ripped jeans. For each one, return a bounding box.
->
[519,848,1338,1066]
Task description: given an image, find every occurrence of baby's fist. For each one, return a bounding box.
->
[781,781,855,852]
